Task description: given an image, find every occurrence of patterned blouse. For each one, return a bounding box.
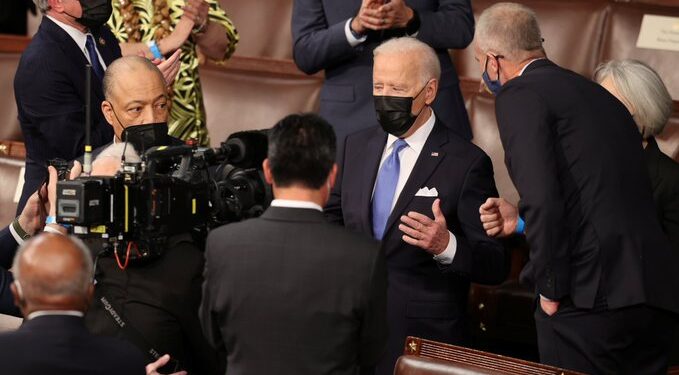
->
[108,0,239,145]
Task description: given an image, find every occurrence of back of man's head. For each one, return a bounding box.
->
[11,233,94,316]
[476,2,544,61]
[267,113,336,189]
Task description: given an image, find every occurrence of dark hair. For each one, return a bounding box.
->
[268,113,336,189]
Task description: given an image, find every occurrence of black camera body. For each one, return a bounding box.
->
[56,131,271,261]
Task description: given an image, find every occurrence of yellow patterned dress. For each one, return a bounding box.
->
[108,0,238,145]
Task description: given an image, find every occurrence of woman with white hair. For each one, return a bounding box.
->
[594,59,679,253]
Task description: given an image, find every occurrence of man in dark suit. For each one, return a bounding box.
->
[14,0,120,213]
[0,233,147,374]
[200,113,388,375]
[473,3,679,374]
[292,0,474,148]
[325,37,506,375]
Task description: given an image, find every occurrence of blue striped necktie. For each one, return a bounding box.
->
[85,34,105,81]
[372,139,408,240]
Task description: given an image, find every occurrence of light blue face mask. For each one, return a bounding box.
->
[482,55,503,96]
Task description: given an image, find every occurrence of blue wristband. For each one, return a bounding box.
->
[146,40,163,60]
[515,216,525,234]
[45,216,57,225]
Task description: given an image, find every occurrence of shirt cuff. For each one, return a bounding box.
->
[44,225,66,235]
[539,294,555,302]
[344,18,367,47]
[432,230,457,265]
[9,220,26,245]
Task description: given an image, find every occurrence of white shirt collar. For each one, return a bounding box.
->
[270,199,323,212]
[518,58,547,76]
[46,15,89,53]
[27,310,85,320]
[385,109,436,154]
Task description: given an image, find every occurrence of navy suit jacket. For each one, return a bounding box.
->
[0,315,146,375]
[325,119,507,375]
[495,59,679,313]
[14,16,120,214]
[292,0,474,146]
[0,226,20,317]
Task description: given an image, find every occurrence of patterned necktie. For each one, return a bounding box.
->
[85,34,105,81]
[372,138,408,240]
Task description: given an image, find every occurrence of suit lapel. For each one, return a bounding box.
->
[383,121,448,239]
[359,128,388,235]
[42,17,106,102]
[92,26,117,66]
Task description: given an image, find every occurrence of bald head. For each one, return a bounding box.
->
[103,56,165,101]
[12,234,94,315]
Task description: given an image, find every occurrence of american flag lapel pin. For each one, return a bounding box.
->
[99,37,106,46]
[431,152,439,157]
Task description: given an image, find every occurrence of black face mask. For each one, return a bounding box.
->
[77,0,113,29]
[121,123,171,154]
[374,85,427,137]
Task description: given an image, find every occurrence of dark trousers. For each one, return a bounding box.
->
[535,297,676,375]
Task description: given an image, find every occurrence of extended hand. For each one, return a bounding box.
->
[145,354,187,375]
[479,197,519,238]
[351,0,385,34]
[376,0,414,29]
[399,198,449,255]
[154,49,181,86]
[18,186,48,235]
[183,0,209,30]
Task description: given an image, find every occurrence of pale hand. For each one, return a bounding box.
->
[351,0,385,34]
[540,298,560,316]
[145,354,187,375]
[479,197,519,238]
[399,198,449,255]
[154,49,182,86]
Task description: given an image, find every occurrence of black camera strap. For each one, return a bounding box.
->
[97,293,181,372]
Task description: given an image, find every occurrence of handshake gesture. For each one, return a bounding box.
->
[351,0,415,35]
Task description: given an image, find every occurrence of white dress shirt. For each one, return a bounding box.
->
[46,15,107,70]
[372,111,458,264]
[270,199,323,212]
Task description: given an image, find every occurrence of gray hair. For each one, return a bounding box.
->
[12,235,93,300]
[95,142,141,164]
[103,56,165,100]
[373,37,441,85]
[33,0,50,13]
[594,59,672,138]
[476,2,544,61]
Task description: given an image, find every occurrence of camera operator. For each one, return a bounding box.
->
[97,55,184,158]
[47,143,219,374]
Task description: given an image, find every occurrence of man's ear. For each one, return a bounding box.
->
[10,282,24,310]
[262,159,274,185]
[424,79,439,106]
[101,100,115,127]
[327,163,338,190]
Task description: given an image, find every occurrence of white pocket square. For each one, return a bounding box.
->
[415,187,438,197]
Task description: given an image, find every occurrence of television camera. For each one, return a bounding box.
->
[55,130,272,264]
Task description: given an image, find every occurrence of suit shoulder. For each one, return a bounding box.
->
[441,127,491,163]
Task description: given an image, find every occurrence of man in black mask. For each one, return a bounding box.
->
[325,37,508,375]
[99,55,183,156]
[14,0,181,214]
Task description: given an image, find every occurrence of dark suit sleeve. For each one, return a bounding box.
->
[358,246,387,367]
[175,240,222,375]
[495,84,570,300]
[0,268,20,317]
[199,234,227,367]
[291,0,360,75]
[324,136,347,225]
[0,225,19,269]
[441,153,508,285]
[416,0,474,50]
